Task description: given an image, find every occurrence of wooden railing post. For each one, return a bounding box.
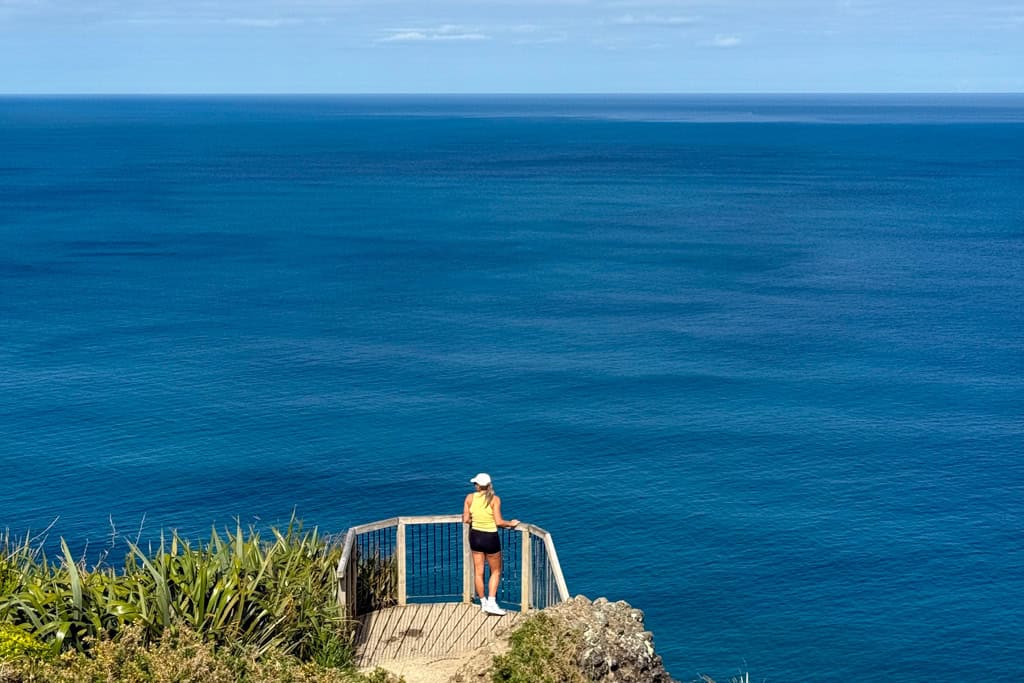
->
[543,532,570,603]
[336,529,356,619]
[462,523,472,603]
[349,553,357,617]
[520,528,531,612]
[396,520,407,606]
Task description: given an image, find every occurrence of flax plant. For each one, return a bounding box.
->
[355,551,397,614]
[0,519,352,667]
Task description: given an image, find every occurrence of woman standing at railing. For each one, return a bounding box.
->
[463,472,519,616]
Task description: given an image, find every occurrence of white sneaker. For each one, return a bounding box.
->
[479,597,487,613]
[483,598,506,616]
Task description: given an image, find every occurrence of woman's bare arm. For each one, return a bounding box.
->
[463,493,473,524]
[491,496,520,529]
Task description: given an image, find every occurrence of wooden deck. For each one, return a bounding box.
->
[353,602,521,669]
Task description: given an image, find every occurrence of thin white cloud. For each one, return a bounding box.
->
[379,24,489,42]
[612,13,697,26]
[502,23,568,40]
[512,30,569,45]
[702,33,741,47]
[605,0,693,6]
[603,0,706,7]
[997,12,1024,27]
[381,30,427,41]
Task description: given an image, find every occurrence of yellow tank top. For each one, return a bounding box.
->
[470,492,497,532]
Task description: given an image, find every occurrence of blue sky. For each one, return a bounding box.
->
[1,0,1021,93]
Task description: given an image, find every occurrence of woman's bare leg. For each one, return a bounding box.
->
[473,551,486,599]
[486,552,502,599]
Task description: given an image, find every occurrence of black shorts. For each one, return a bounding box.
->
[469,529,501,554]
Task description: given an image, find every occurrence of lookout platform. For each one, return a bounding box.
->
[352,602,520,668]
[336,515,569,670]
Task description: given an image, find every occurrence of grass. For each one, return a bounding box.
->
[490,612,585,683]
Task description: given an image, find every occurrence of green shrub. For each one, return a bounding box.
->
[490,613,585,683]
[0,624,51,663]
[0,625,403,683]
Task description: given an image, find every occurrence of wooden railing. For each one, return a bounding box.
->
[335,515,569,619]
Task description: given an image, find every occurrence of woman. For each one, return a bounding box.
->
[463,472,519,616]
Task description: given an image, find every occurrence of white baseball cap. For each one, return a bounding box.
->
[470,473,492,486]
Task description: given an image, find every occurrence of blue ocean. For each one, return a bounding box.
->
[1,95,1022,681]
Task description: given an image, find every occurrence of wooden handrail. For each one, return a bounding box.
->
[336,515,569,618]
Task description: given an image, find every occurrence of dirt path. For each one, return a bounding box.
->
[374,653,471,683]
[368,631,509,683]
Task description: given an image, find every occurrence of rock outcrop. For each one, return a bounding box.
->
[549,596,676,683]
[452,595,676,683]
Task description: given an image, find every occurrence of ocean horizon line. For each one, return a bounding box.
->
[5,92,1023,125]
[2,91,1024,98]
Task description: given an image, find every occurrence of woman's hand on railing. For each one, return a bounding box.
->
[507,519,520,528]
